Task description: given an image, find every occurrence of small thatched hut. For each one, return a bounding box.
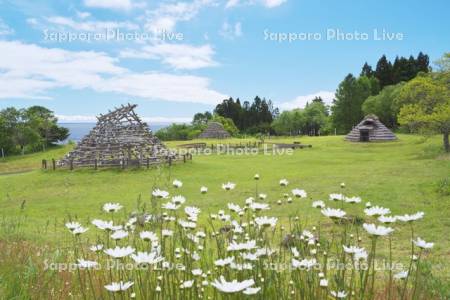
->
[346,115,397,142]
[198,122,230,139]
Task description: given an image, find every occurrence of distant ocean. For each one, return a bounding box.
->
[59,123,168,143]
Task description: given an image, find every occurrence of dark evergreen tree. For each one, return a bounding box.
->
[375,55,393,88]
[360,62,374,77]
[416,52,430,73]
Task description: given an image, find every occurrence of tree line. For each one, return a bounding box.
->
[0,106,69,156]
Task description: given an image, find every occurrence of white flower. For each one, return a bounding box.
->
[211,276,255,293]
[345,196,361,204]
[185,206,201,218]
[65,222,81,231]
[140,231,158,242]
[363,223,394,236]
[171,195,186,205]
[92,219,122,231]
[111,230,128,240]
[365,202,372,208]
[364,206,391,216]
[173,179,183,188]
[180,280,194,288]
[214,257,234,266]
[222,182,236,191]
[279,179,289,186]
[258,193,267,200]
[241,252,258,261]
[162,202,180,210]
[90,244,103,252]
[394,271,408,280]
[291,247,300,258]
[104,246,135,258]
[330,290,347,298]
[72,226,89,235]
[245,197,254,205]
[396,212,424,222]
[243,287,261,295]
[292,258,317,270]
[413,237,434,249]
[354,250,368,261]
[230,262,253,270]
[104,281,134,292]
[340,182,346,188]
[77,259,98,269]
[178,220,196,229]
[378,215,397,223]
[228,203,242,213]
[152,189,169,199]
[312,200,325,208]
[227,240,257,251]
[131,251,164,265]
[329,193,345,201]
[321,208,346,219]
[192,269,203,276]
[103,203,122,213]
[320,279,328,287]
[255,216,277,227]
[162,229,173,237]
[254,174,260,180]
[343,245,366,254]
[249,202,270,211]
[292,189,307,198]
[200,186,208,194]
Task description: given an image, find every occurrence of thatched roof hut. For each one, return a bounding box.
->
[59,104,174,166]
[198,122,231,139]
[346,115,397,142]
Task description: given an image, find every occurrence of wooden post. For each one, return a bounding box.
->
[168,157,172,166]
[52,159,56,170]
[94,159,97,170]
[70,159,73,171]
[183,154,186,163]
[42,159,46,169]
[146,158,150,169]
[121,158,125,169]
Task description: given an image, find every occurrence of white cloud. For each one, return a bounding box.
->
[0,18,14,36]
[57,114,191,124]
[220,21,242,39]
[0,40,226,104]
[262,0,286,8]
[225,0,286,9]
[144,0,215,33]
[44,16,139,31]
[279,91,335,110]
[84,0,137,10]
[225,0,240,8]
[120,43,218,69]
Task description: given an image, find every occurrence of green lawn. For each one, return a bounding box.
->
[1,135,449,274]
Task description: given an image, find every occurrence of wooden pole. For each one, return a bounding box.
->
[146,157,150,169]
[42,159,46,169]
[70,159,73,170]
[94,159,97,170]
[183,154,186,163]
[52,159,56,170]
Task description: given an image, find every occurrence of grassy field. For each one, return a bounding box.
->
[0,134,449,298]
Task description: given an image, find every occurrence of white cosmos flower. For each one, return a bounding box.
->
[279,179,289,186]
[354,249,368,261]
[291,247,300,258]
[312,200,325,208]
[172,179,183,188]
[255,216,277,227]
[185,206,201,218]
[131,251,164,265]
[329,193,345,201]
[104,246,135,258]
[140,231,158,242]
[180,280,194,288]
[211,276,255,293]
[394,271,409,280]
[178,220,197,229]
[227,240,257,251]
[222,182,236,191]
[65,222,81,231]
[292,258,317,270]
[413,237,434,249]
[171,195,186,205]
[200,186,208,194]
[343,245,366,254]
[152,189,169,199]
[366,202,372,208]
[77,259,98,269]
[255,247,276,257]
[230,262,253,270]
[92,219,122,231]
[243,287,261,295]
[214,256,234,266]
[228,203,242,213]
[330,290,348,298]
[103,203,122,213]
[249,202,270,211]
[363,223,394,236]
[258,193,267,200]
[162,229,173,237]
[90,244,103,252]
[292,189,307,198]
[192,269,203,276]
[396,211,424,222]
[104,281,134,292]
[241,252,258,261]
[321,208,346,219]
[245,197,254,205]
[345,196,361,204]
[320,279,328,287]
[72,226,89,235]
[162,202,180,210]
[378,215,397,223]
[111,230,128,240]
[364,206,391,216]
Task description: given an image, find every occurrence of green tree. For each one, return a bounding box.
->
[361,62,374,77]
[192,111,212,126]
[434,52,450,72]
[375,55,393,88]
[211,115,239,136]
[396,72,450,152]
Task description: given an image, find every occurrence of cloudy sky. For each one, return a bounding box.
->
[0,0,448,123]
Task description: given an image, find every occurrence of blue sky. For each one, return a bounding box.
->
[0,0,449,123]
